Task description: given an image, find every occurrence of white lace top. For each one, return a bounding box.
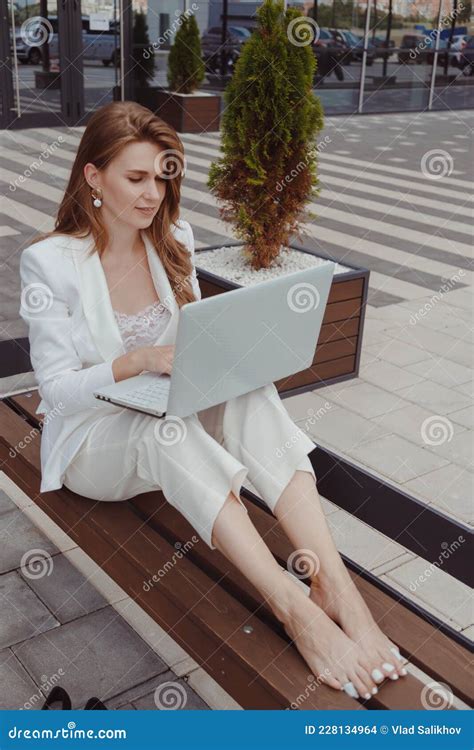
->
[113,300,171,353]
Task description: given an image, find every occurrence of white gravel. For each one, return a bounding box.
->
[195,244,353,286]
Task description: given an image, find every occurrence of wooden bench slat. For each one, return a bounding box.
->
[131,494,456,710]
[5,394,471,707]
[0,405,363,710]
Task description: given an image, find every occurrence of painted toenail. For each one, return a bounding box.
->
[371,687,378,695]
[390,673,399,680]
[401,668,408,676]
[364,692,371,700]
[390,646,402,661]
[382,662,395,672]
[371,668,384,681]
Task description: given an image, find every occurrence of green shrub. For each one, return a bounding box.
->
[167,13,205,94]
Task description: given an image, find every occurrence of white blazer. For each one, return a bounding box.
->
[18,219,201,493]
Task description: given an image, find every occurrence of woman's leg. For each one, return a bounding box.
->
[272,468,408,683]
[211,490,381,699]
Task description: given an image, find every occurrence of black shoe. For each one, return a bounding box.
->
[84,696,107,710]
[41,686,72,710]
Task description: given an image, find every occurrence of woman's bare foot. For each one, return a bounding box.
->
[274,581,381,700]
[309,569,408,684]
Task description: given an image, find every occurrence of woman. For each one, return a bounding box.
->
[19,101,407,701]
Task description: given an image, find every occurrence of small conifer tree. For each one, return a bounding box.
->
[207,0,324,270]
[167,13,205,94]
[133,10,155,88]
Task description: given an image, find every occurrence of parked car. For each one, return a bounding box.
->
[11,16,119,66]
[330,29,375,65]
[397,34,425,64]
[372,35,396,61]
[457,35,474,75]
[312,27,346,80]
[450,33,470,65]
[201,25,252,74]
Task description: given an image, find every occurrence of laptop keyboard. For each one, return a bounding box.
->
[122,379,170,410]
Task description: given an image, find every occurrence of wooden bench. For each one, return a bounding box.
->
[1,390,472,710]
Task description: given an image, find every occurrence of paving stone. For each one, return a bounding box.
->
[395,379,472,416]
[447,404,474,430]
[384,557,474,631]
[0,648,42,710]
[297,405,390,454]
[19,552,108,624]
[418,430,474,472]
[365,339,431,368]
[358,359,424,391]
[0,571,59,649]
[383,325,473,369]
[104,671,203,710]
[326,510,410,572]
[283,389,341,422]
[371,402,467,448]
[406,357,473,389]
[404,464,473,524]
[350,433,449,483]
[12,606,169,709]
[460,625,474,642]
[132,674,209,710]
[0,490,16,518]
[317,381,408,419]
[0,508,58,574]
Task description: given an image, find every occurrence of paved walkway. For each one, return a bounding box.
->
[0,112,472,703]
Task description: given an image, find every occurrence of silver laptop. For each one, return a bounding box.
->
[94,261,335,419]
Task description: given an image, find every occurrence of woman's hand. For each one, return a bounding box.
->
[139,345,175,376]
[112,345,175,383]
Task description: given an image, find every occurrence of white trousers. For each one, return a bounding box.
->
[63,382,318,549]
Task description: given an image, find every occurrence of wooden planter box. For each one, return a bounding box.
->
[136,87,221,133]
[195,242,370,398]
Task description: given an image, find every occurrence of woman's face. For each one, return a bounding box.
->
[84,140,175,229]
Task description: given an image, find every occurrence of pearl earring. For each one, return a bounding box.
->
[91,187,102,208]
